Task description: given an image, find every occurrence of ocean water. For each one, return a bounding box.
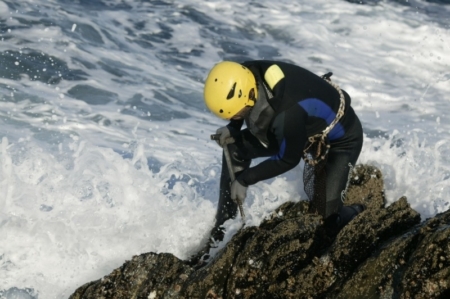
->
[0,0,449,298]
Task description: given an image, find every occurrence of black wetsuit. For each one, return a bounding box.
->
[214,60,363,233]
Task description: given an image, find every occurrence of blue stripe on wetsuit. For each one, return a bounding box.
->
[298,98,344,141]
[270,139,286,161]
[270,98,344,161]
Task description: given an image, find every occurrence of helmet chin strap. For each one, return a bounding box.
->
[231,105,253,121]
[249,87,257,102]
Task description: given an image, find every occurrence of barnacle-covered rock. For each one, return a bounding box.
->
[70,165,449,299]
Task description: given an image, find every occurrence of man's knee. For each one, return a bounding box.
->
[227,143,251,173]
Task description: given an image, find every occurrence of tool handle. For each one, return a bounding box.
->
[210,134,220,141]
[210,134,235,145]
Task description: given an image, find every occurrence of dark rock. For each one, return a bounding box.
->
[182,227,258,298]
[335,211,450,299]
[70,253,194,299]
[345,164,386,210]
[69,164,450,299]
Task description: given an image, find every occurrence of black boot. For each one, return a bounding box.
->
[325,204,365,237]
[186,225,226,268]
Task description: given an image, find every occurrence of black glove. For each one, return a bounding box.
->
[231,179,248,204]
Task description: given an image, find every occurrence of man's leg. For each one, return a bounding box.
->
[324,115,364,234]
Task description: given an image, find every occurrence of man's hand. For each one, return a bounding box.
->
[231,179,247,204]
[215,126,232,147]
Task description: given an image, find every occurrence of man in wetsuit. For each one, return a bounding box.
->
[201,60,364,256]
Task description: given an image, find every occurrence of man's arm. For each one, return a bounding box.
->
[237,107,307,186]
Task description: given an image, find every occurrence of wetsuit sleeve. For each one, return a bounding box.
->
[238,106,308,186]
[227,119,244,131]
[224,119,244,138]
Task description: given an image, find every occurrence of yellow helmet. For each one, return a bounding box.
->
[203,61,257,120]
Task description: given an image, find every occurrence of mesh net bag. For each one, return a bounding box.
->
[303,135,330,218]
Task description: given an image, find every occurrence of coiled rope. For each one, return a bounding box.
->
[303,72,346,166]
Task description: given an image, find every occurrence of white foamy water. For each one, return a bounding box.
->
[0,0,449,298]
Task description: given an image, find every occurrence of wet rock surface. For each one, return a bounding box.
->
[70,165,450,299]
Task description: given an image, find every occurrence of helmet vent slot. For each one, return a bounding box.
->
[226,82,236,100]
